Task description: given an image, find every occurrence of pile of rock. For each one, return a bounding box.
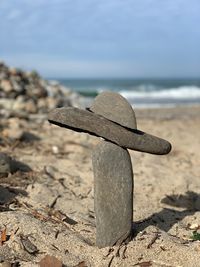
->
[0,61,81,116]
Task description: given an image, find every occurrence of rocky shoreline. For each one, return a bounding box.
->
[0,61,83,119]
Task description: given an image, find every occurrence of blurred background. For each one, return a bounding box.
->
[0,0,200,108]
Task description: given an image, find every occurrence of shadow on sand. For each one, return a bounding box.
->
[0,185,27,211]
[135,191,200,233]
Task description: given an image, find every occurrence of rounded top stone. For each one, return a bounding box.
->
[89,91,137,129]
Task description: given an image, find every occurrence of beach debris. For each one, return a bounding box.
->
[48,91,171,248]
[39,255,63,267]
[147,231,161,249]
[20,234,38,255]
[0,227,7,246]
[74,261,88,267]
[133,261,152,267]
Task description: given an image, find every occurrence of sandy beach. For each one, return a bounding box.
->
[1,0,200,264]
[0,103,200,266]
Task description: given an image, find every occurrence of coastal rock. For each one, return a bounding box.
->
[26,85,47,99]
[0,99,15,110]
[10,76,25,94]
[92,141,133,248]
[24,99,38,113]
[0,153,11,178]
[0,79,13,93]
[48,107,171,155]
[2,118,24,140]
[45,97,62,110]
[0,61,83,116]
[11,97,38,114]
[89,91,137,129]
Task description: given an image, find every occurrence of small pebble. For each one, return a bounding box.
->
[39,255,62,267]
[44,165,58,179]
[189,223,199,230]
[52,145,59,154]
[20,235,38,255]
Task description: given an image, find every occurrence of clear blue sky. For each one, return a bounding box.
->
[0,0,199,78]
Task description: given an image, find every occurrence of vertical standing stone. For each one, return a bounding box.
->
[93,141,133,248]
[91,91,136,248]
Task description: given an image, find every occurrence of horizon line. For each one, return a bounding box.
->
[46,76,200,80]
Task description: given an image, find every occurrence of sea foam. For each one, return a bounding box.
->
[120,86,200,99]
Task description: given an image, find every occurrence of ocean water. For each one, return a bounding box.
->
[55,78,200,108]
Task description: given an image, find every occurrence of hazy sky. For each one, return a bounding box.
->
[0,0,199,78]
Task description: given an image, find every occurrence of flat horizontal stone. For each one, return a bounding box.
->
[48,107,171,155]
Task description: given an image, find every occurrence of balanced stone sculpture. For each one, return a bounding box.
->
[48,91,171,248]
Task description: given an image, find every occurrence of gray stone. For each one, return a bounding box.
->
[92,141,133,248]
[89,91,137,129]
[24,99,38,113]
[0,153,11,178]
[48,107,171,155]
[92,92,135,248]
[0,99,15,110]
